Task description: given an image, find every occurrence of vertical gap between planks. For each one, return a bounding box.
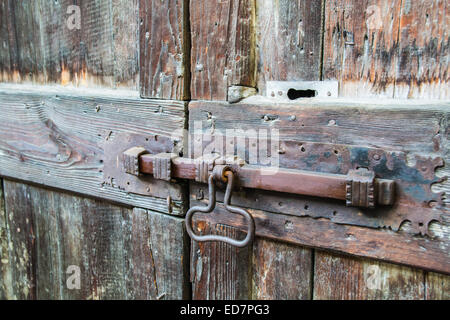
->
[319,0,326,81]
[392,0,404,98]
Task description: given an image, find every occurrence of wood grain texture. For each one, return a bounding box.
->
[190,0,256,100]
[323,0,402,98]
[190,223,251,300]
[0,179,14,300]
[425,272,450,300]
[191,199,449,274]
[256,0,323,94]
[252,238,312,300]
[395,0,449,99]
[140,0,189,100]
[0,181,189,300]
[323,0,448,99]
[0,86,187,215]
[0,0,139,89]
[189,99,449,273]
[313,251,425,300]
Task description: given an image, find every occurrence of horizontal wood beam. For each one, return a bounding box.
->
[0,85,187,215]
[192,200,450,275]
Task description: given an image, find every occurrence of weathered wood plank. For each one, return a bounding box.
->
[190,0,256,100]
[141,208,190,300]
[191,200,450,274]
[0,179,14,300]
[0,86,187,215]
[190,222,251,300]
[252,238,312,300]
[313,251,425,300]
[323,0,402,98]
[323,0,448,99]
[395,0,449,99]
[0,0,139,89]
[425,272,450,300]
[1,181,36,299]
[139,0,189,100]
[256,0,323,94]
[0,181,189,300]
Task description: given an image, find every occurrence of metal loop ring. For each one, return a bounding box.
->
[185,171,255,248]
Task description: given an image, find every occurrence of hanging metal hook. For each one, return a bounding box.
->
[185,167,255,248]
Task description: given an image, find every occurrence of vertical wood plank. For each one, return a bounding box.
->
[395,0,449,99]
[0,181,189,300]
[140,0,189,100]
[1,181,36,300]
[190,0,256,100]
[256,0,324,94]
[0,179,14,300]
[323,0,402,97]
[140,208,190,300]
[313,251,426,300]
[252,238,312,300]
[191,222,251,299]
[425,272,450,300]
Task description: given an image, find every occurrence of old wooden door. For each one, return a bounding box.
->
[0,0,449,300]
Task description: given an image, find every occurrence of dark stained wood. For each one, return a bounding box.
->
[0,86,187,215]
[323,0,448,99]
[252,238,312,300]
[313,251,425,300]
[0,181,189,299]
[395,0,449,99]
[425,272,450,300]
[323,0,402,98]
[190,0,256,100]
[191,200,450,274]
[190,222,251,299]
[140,0,189,100]
[256,0,324,94]
[0,0,139,89]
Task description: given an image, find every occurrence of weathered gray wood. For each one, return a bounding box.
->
[0,0,139,89]
[190,222,251,299]
[0,179,14,300]
[0,86,187,215]
[0,181,189,300]
[190,0,256,100]
[252,238,312,300]
[313,251,425,300]
[1,181,36,299]
[256,0,324,94]
[425,272,450,300]
[140,0,189,100]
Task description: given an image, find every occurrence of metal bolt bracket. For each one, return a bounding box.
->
[123,147,148,176]
[151,153,176,181]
